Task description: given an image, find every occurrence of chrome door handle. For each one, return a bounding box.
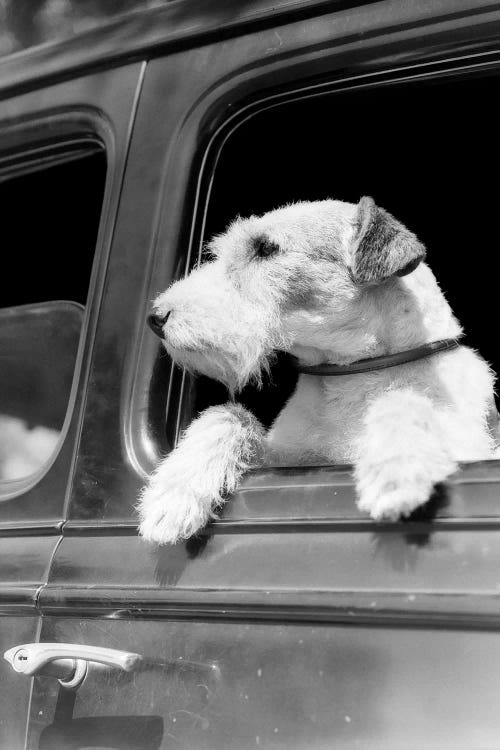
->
[4,643,142,689]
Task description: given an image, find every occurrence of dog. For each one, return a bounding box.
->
[138,196,497,544]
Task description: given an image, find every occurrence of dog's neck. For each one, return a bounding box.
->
[290,264,462,367]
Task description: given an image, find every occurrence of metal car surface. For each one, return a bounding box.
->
[2,1,500,748]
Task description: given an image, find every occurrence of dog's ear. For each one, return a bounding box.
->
[351,196,426,283]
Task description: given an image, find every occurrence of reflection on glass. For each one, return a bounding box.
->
[0,301,83,485]
[0,416,59,480]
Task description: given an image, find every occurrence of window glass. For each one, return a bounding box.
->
[0,147,106,484]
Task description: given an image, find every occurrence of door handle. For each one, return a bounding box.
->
[4,642,142,689]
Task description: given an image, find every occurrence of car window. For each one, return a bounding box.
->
[181,72,500,436]
[0,147,106,490]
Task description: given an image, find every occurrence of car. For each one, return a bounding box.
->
[2,1,500,747]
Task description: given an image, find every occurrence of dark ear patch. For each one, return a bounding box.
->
[352,196,426,283]
[395,256,423,278]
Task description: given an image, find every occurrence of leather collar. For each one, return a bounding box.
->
[292,336,463,376]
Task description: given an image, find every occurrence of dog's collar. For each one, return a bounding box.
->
[292,336,464,376]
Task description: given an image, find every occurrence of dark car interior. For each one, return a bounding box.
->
[0,148,106,309]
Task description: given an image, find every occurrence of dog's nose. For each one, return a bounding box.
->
[147,311,171,338]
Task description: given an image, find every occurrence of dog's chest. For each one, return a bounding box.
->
[268,374,380,463]
[319,377,374,461]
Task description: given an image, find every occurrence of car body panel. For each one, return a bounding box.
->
[25,617,500,749]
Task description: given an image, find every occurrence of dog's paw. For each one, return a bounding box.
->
[355,459,436,521]
[137,481,214,545]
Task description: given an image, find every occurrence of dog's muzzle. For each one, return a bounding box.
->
[147,312,171,338]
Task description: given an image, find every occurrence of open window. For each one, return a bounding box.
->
[0,143,106,491]
[169,70,500,442]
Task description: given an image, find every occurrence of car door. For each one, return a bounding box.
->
[7,2,500,749]
[0,63,144,749]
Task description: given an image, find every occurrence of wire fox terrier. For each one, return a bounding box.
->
[139,197,497,544]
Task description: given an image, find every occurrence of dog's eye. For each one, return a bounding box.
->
[254,238,280,259]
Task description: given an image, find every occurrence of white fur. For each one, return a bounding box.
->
[138,199,497,543]
[138,404,264,543]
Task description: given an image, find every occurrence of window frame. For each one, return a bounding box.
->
[0,58,145,525]
[0,117,109,506]
[126,48,500,526]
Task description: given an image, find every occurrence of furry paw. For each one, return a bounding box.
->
[354,389,458,521]
[355,458,441,521]
[137,403,265,544]
[137,481,215,545]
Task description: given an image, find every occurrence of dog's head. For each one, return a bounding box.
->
[150,197,426,391]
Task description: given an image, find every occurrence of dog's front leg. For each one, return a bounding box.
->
[354,388,458,520]
[138,403,265,544]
